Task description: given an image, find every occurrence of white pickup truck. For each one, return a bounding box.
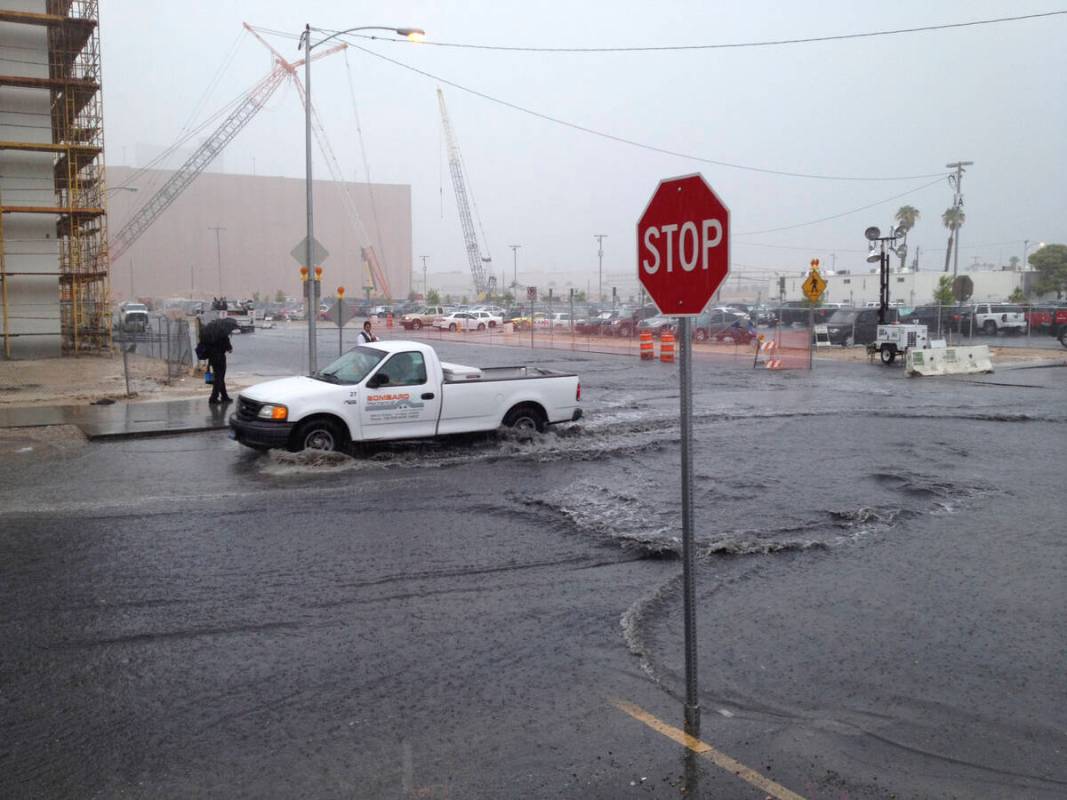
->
[228,340,582,452]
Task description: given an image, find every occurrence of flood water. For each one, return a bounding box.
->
[1,335,1064,798]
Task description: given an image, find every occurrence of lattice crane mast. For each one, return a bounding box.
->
[108,29,346,264]
[437,87,493,296]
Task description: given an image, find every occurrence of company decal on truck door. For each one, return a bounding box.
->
[365,393,425,421]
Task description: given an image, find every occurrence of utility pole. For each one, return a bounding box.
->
[509,245,521,290]
[190,263,195,296]
[594,234,607,303]
[208,226,226,295]
[420,255,430,298]
[945,160,973,278]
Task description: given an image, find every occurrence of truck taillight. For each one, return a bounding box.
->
[576,382,581,401]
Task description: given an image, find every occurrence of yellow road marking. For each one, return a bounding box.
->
[611,698,808,800]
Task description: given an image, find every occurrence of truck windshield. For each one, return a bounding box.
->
[317,347,385,384]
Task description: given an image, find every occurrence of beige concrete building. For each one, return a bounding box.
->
[107,167,412,304]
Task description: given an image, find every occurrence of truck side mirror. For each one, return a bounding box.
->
[368,373,389,388]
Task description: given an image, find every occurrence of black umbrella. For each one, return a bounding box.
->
[200,317,238,344]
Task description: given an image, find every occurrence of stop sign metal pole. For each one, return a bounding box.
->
[637,173,730,739]
[678,314,700,736]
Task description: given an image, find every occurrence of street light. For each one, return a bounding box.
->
[1022,239,1045,271]
[509,245,521,290]
[297,23,425,374]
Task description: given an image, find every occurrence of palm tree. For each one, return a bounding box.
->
[894,206,920,270]
[941,206,966,273]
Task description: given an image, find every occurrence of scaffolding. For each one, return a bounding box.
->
[0,0,110,356]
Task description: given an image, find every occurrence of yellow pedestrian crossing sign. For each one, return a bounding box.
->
[802,258,826,302]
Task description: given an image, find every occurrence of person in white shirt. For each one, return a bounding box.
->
[358,320,378,344]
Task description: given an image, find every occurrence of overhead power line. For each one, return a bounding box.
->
[735,176,946,236]
[340,39,946,182]
[330,10,1067,53]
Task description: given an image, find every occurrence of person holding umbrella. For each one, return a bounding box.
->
[199,317,238,404]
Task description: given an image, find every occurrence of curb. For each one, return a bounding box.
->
[995,359,1067,371]
[83,424,228,442]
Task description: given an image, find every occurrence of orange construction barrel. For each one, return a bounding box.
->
[660,331,676,363]
[639,330,654,360]
[386,313,394,329]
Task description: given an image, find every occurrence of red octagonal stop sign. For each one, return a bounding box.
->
[637,173,730,316]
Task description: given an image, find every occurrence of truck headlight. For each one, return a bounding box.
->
[257,404,288,421]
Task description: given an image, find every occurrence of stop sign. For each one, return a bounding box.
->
[637,173,730,315]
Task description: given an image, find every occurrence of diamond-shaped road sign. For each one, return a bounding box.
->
[802,269,827,302]
[637,173,730,316]
[290,236,329,268]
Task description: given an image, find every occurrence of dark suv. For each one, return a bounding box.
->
[824,307,900,346]
[606,304,659,337]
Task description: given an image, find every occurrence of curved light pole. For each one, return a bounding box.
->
[297,24,425,374]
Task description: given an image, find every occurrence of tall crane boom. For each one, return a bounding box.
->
[436,87,491,296]
[109,67,288,263]
[108,32,346,265]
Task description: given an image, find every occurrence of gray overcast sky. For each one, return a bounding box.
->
[100,1,1067,282]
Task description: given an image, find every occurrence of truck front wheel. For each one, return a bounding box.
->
[880,346,896,365]
[292,418,347,453]
[503,404,546,437]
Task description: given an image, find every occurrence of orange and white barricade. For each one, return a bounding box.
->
[753,334,783,369]
[639,331,654,361]
[659,331,676,363]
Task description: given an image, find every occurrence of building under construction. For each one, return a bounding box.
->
[0,0,109,358]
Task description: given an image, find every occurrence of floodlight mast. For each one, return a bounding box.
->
[864,226,906,325]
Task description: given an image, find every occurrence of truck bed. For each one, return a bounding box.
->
[441,362,575,383]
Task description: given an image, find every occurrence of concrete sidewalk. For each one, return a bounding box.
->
[0,397,231,440]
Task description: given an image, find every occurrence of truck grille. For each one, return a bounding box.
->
[236,396,263,421]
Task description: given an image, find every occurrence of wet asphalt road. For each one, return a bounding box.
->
[1,333,1065,799]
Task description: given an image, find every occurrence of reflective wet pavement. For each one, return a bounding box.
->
[1,340,1064,798]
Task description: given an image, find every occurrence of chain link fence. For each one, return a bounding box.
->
[112,314,194,381]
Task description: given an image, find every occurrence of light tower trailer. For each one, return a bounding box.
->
[864,225,928,365]
[868,323,928,364]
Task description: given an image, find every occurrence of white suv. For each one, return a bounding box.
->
[971,303,1027,336]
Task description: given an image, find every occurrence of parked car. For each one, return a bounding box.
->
[968,303,1027,335]
[901,305,974,338]
[400,306,448,330]
[118,302,149,332]
[711,318,757,344]
[574,311,617,335]
[750,305,779,326]
[1026,305,1067,336]
[636,315,677,338]
[823,309,860,345]
[821,307,904,346]
[605,304,659,337]
[433,311,491,332]
[691,309,747,341]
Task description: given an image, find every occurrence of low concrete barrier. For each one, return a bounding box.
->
[906,345,993,377]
